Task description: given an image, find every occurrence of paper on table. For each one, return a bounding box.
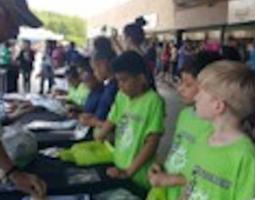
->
[25,120,78,131]
[39,147,64,158]
[3,93,26,101]
[66,168,101,185]
[94,189,141,200]
[74,125,90,140]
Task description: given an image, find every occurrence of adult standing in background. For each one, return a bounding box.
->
[0,41,12,68]
[0,40,21,93]
[221,36,241,61]
[65,41,80,67]
[119,17,156,89]
[16,40,35,93]
[177,39,195,75]
[39,42,55,94]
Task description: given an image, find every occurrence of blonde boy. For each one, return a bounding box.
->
[181,61,255,200]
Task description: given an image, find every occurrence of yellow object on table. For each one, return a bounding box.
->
[59,141,114,166]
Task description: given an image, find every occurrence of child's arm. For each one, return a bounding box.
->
[149,172,186,187]
[107,134,161,178]
[148,163,186,187]
[94,120,115,141]
[127,134,161,176]
[79,114,104,128]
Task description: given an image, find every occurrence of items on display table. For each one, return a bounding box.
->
[66,168,101,185]
[27,94,67,115]
[94,188,142,200]
[0,155,147,200]
[1,126,37,168]
[25,119,78,131]
[59,141,114,166]
[3,93,26,102]
[3,93,67,115]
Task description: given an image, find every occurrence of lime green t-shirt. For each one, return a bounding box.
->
[108,89,165,189]
[149,107,213,200]
[182,135,255,200]
[67,83,89,106]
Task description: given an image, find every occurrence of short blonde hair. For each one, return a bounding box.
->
[198,60,255,119]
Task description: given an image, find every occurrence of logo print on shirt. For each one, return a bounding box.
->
[165,146,187,173]
[188,188,209,200]
[117,114,134,149]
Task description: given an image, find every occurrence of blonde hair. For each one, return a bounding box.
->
[198,60,255,119]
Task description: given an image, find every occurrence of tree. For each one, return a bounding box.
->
[34,10,87,46]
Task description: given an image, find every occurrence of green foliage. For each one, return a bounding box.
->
[34,10,87,46]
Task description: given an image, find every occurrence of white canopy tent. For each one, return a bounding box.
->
[18,27,64,41]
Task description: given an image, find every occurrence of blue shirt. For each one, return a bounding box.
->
[65,48,80,65]
[177,45,194,71]
[249,48,255,71]
[83,85,104,114]
[95,79,118,120]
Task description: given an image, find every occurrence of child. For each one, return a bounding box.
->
[95,51,165,189]
[65,67,90,107]
[180,61,255,200]
[78,65,104,124]
[147,51,221,200]
[81,36,118,128]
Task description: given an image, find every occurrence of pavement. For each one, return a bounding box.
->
[156,80,183,161]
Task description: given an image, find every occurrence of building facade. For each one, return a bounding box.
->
[88,0,175,38]
[87,0,255,39]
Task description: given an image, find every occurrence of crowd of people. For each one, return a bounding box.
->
[0,0,255,200]
[0,39,82,94]
[1,20,255,96]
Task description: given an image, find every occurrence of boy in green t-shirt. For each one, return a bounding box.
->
[180,61,255,200]
[65,67,90,107]
[95,51,165,189]
[147,51,221,200]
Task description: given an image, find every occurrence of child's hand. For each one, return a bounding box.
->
[148,164,162,178]
[94,132,107,141]
[19,101,33,109]
[149,171,168,187]
[10,171,47,199]
[148,164,169,187]
[79,114,92,125]
[106,167,129,179]
[67,111,78,119]
[149,164,162,174]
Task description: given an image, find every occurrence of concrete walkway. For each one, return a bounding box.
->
[156,81,183,162]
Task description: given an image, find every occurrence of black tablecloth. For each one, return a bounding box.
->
[0,155,147,200]
[1,109,147,199]
[9,108,92,148]
[14,108,67,126]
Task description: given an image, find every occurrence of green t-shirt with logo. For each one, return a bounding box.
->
[67,83,89,106]
[108,89,165,189]
[147,107,213,200]
[182,135,255,200]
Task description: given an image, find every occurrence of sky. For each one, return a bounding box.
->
[27,0,129,18]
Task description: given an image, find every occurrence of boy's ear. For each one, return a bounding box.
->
[214,99,227,116]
